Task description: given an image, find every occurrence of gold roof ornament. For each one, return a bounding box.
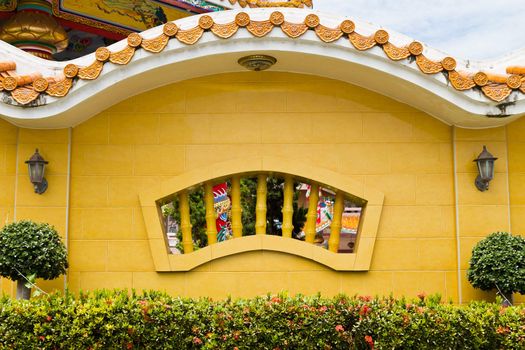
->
[0,0,68,60]
[221,0,313,8]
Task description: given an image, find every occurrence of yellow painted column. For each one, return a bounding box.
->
[328,191,345,252]
[204,182,218,245]
[179,190,193,254]
[281,175,294,238]
[231,175,243,238]
[255,174,267,235]
[304,183,319,243]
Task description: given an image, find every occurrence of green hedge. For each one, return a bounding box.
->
[0,290,524,349]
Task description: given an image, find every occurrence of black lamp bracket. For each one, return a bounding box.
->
[33,178,48,194]
[475,175,489,192]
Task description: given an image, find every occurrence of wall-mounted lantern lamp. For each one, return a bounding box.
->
[25,149,48,194]
[473,145,497,192]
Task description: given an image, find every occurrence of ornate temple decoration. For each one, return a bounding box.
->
[315,25,343,43]
[45,77,72,97]
[247,20,274,37]
[2,9,525,105]
[481,85,512,103]
[280,21,307,38]
[349,32,376,51]
[382,42,410,61]
[221,0,312,8]
[50,0,226,37]
[141,34,170,53]
[77,60,104,80]
[0,0,68,59]
[448,71,475,91]
[415,55,443,74]
[210,21,238,38]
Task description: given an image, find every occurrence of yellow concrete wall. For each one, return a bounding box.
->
[13,128,70,293]
[454,127,510,302]
[1,72,517,302]
[67,72,460,301]
[506,118,525,304]
[0,119,17,296]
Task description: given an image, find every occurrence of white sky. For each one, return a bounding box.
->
[313,0,525,61]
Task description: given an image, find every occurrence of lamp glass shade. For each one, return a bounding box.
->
[474,146,497,182]
[28,162,45,183]
[477,159,493,181]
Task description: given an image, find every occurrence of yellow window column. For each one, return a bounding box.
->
[281,175,294,238]
[304,183,319,243]
[204,182,218,245]
[179,190,193,254]
[231,175,243,238]
[255,174,267,235]
[328,191,344,253]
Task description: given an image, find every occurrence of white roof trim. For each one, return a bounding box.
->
[0,8,523,128]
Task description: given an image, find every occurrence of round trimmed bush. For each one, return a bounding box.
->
[467,232,525,300]
[0,221,68,294]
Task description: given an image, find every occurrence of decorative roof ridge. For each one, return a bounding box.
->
[0,8,524,108]
[218,0,313,8]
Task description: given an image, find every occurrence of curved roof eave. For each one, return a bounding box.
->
[0,8,524,129]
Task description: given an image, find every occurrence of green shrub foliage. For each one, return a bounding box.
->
[0,290,524,349]
[0,221,68,281]
[467,232,525,295]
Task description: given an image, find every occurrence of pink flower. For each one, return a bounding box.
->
[192,337,202,345]
[335,325,344,332]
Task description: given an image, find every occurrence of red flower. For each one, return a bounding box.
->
[417,292,426,301]
[335,325,344,332]
[126,342,133,349]
[192,337,203,345]
[318,305,328,312]
[46,315,52,322]
[39,336,45,341]
[365,335,374,349]
[359,305,371,316]
[271,297,282,303]
[358,295,372,302]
